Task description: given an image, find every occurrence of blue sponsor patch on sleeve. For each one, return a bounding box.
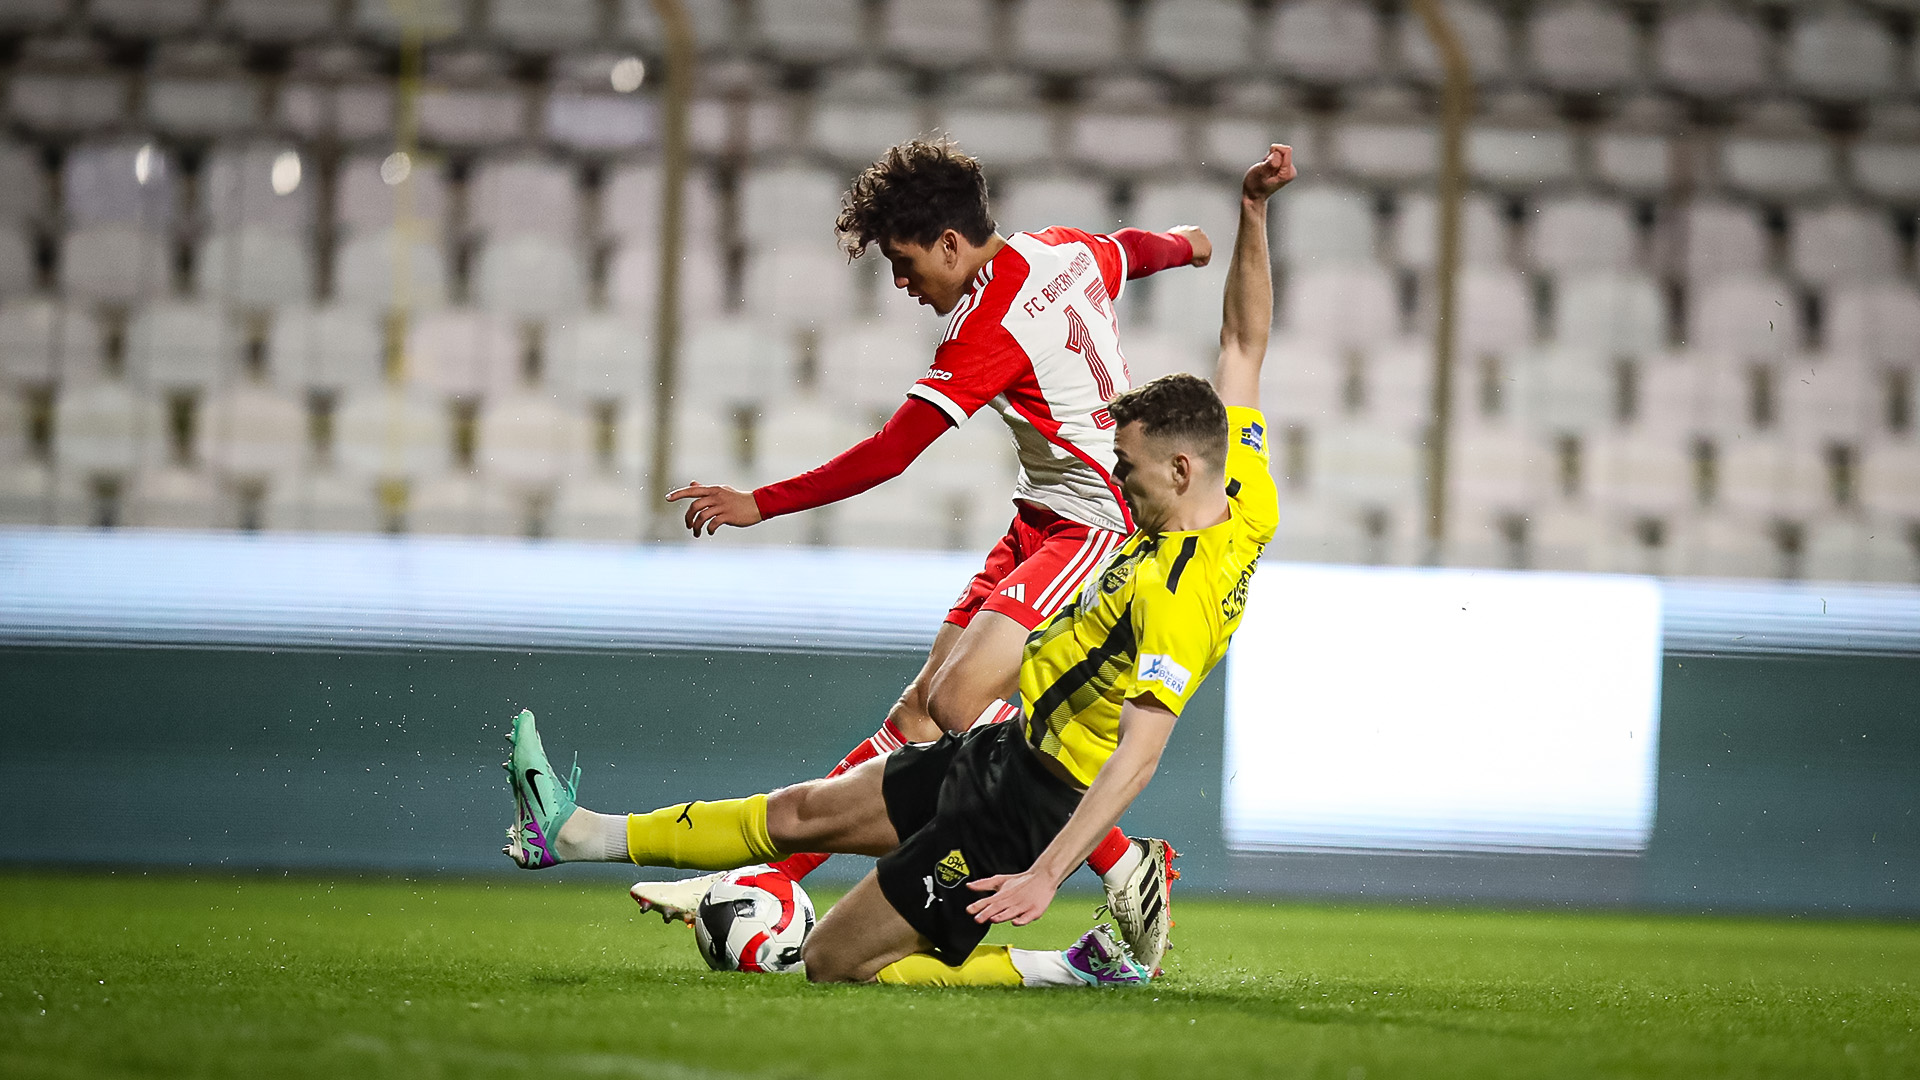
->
[1239,421,1264,451]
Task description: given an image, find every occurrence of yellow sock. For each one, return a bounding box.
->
[875,946,1022,987]
[625,794,787,869]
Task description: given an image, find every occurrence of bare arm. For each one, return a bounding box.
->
[1213,144,1297,411]
[962,696,1177,926]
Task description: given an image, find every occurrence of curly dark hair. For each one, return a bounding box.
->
[835,137,996,258]
[1107,373,1229,466]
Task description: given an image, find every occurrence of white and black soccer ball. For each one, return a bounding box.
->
[692,867,815,974]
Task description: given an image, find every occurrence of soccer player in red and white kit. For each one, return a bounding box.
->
[649,138,1209,970]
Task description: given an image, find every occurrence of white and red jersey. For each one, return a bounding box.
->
[907,227,1138,535]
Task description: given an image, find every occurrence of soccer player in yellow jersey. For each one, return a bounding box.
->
[502,144,1297,987]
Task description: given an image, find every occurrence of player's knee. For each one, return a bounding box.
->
[800,934,858,984]
[886,685,940,743]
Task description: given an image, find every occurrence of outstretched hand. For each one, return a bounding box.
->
[1243,143,1296,202]
[965,868,1060,926]
[665,482,762,535]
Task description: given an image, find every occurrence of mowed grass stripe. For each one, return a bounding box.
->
[0,872,1913,1079]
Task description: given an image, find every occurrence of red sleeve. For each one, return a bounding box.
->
[1111,228,1195,280]
[751,397,953,520]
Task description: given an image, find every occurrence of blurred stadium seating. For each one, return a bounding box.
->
[0,0,1912,582]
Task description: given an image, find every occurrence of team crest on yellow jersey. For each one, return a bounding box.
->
[935,848,970,887]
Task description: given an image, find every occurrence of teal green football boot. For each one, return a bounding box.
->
[502,710,579,869]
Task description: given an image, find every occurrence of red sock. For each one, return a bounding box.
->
[769,719,907,881]
[1086,827,1133,877]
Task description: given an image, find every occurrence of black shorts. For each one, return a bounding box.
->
[874,720,1083,965]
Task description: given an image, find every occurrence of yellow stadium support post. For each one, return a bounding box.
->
[1408,0,1473,566]
[646,0,696,542]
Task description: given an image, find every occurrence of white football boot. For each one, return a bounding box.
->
[629,871,728,925]
[1101,837,1178,975]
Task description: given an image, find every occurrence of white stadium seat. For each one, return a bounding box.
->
[1554,272,1665,356]
[1859,442,1920,519]
[677,318,798,408]
[1673,200,1767,280]
[606,239,727,323]
[617,0,734,51]
[995,175,1115,235]
[0,300,102,385]
[0,141,46,224]
[1790,205,1900,286]
[545,314,652,402]
[1530,196,1636,273]
[1719,134,1836,201]
[197,229,315,306]
[467,156,580,238]
[816,318,933,412]
[469,236,589,318]
[1526,1,1637,92]
[125,467,219,530]
[409,473,519,537]
[1717,433,1826,518]
[334,152,450,237]
[1826,283,1920,365]
[1271,0,1382,83]
[1779,353,1871,441]
[90,0,206,36]
[487,0,600,50]
[1011,0,1126,74]
[1399,0,1510,84]
[1656,5,1767,98]
[63,140,176,228]
[262,469,383,533]
[600,162,722,246]
[8,62,128,134]
[405,309,523,398]
[1331,121,1438,183]
[59,225,173,303]
[812,66,924,165]
[351,0,466,42]
[1280,184,1376,267]
[53,379,162,473]
[202,383,308,476]
[1393,191,1506,269]
[331,230,451,309]
[416,84,530,147]
[477,391,593,486]
[742,248,858,331]
[551,475,644,542]
[1804,518,1917,585]
[1591,125,1672,193]
[1140,0,1257,78]
[125,303,233,390]
[0,227,34,296]
[1679,512,1780,580]
[145,72,265,138]
[201,143,315,233]
[885,0,995,68]
[269,304,386,392]
[756,0,865,62]
[737,164,844,249]
[331,385,454,479]
[1288,266,1400,348]
[935,100,1055,169]
[1589,430,1693,516]
[1070,80,1185,172]
[1468,122,1576,187]
[1449,268,1535,355]
[222,0,339,41]
[544,86,654,152]
[1785,7,1899,100]
[1692,276,1800,361]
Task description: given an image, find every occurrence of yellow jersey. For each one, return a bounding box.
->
[1020,406,1278,786]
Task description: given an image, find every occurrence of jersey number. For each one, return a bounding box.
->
[1065,307,1118,403]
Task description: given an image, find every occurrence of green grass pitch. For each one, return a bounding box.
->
[1,872,1913,1079]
